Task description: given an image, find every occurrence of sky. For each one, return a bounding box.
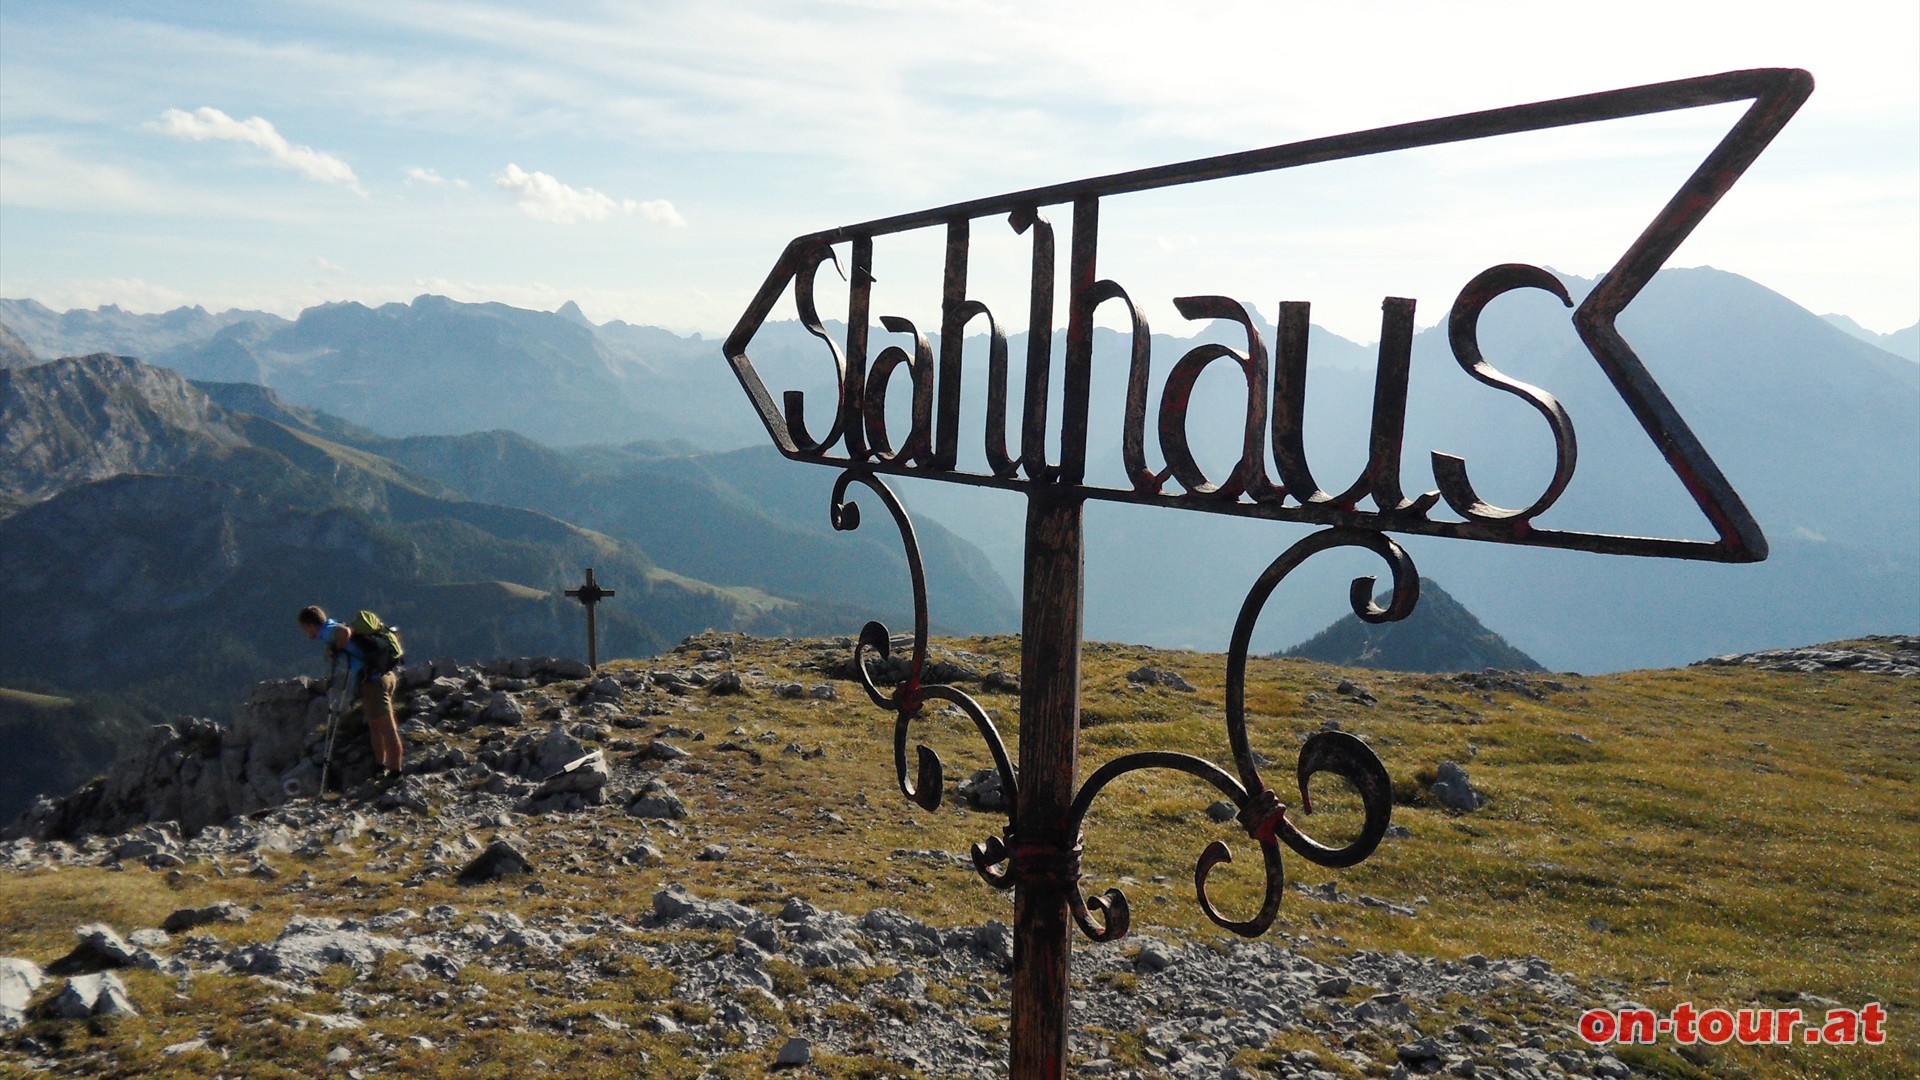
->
[2,1,1915,345]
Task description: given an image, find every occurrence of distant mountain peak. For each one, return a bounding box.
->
[555,300,593,328]
[1279,578,1543,674]
[1823,312,1919,363]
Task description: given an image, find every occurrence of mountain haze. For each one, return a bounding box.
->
[0,298,281,364]
[4,265,1912,672]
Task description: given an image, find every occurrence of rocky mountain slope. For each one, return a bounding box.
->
[0,323,35,369]
[1,633,1911,1079]
[0,353,251,509]
[196,409,1017,638]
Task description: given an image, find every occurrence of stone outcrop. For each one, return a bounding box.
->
[9,679,328,840]
[1429,761,1487,812]
[6,656,615,842]
[39,971,138,1019]
[1693,635,1919,677]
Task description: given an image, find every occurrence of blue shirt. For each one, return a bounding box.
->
[320,618,369,679]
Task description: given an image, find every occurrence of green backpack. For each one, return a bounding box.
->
[347,609,405,674]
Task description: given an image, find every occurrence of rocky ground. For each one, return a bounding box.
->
[2,634,1906,1078]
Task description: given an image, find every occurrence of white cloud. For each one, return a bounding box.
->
[153,107,364,193]
[495,163,683,226]
[496,163,617,223]
[404,166,468,189]
[313,257,348,275]
[633,198,686,227]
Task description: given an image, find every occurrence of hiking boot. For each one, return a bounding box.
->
[352,770,403,799]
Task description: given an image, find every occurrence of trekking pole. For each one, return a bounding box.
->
[318,654,343,797]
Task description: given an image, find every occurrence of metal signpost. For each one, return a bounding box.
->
[565,568,616,670]
[724,69,1807,1079]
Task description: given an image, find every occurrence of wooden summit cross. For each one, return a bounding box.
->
[565,568,615,670]
[722,69,1806,1078]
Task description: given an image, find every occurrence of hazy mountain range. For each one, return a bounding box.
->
[0,295,800,451]
[0,355,1015,723]
[4,265,1913,674]
[1822,312,1919,363]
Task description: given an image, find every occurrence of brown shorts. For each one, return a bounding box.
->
[359,669,398,718]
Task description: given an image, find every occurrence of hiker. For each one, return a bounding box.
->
[297,605,404,777]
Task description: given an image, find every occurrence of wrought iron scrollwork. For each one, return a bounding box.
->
[836,477,1411,942]
[829,468,1019,837]
[1057,527,1407,941]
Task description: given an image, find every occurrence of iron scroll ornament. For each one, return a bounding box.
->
[833,467,1403,944]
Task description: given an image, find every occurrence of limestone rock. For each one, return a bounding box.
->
[0,958,45,1031]
[1126,666,1197,692]
[775,1036,813,1066]
[860,909,944,957]
[622,842,664,866]
[1430,761,1486,811]
[222,915,408,981]
[71,923,141,968]
[646,740,691,762]
[479,691,525,726]
[650,885,765,934]
[1132,936,1177,973]
[533,657,594,681]
[528,725,591,778]
[627,781,687,820]
[1693,636,1919,676]
[973,920,1013,965]
[530,751,608,800]
[458,839,533,884]
[955,767,1013,810]
[10,677,326,840]
[41,971,136,1019]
